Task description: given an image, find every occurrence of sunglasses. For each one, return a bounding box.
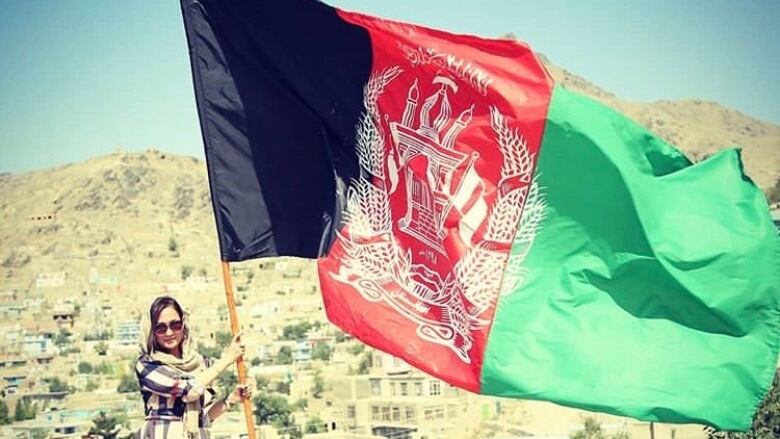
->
[153,320,184,335]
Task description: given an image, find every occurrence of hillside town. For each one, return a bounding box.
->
[0,248,722,439]
[0,256,469,438]
[0,256,507,438]
[1,41,777,439]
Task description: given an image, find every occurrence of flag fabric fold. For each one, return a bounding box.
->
[181,0,372,260]
[181,0,780,430]
[481,86,780,429]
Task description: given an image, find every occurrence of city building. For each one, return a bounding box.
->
[115,320,141,346]
[293,340,312,364]
[251,301,281,319]
[35,271,66,288]
[52,304,76,329]
[319,351,493,439]
[10,421,90,439]
[22,334,56,356]
[0,301,24,319]
[1,369,28,394]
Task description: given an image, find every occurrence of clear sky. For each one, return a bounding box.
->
[1,0,778,174]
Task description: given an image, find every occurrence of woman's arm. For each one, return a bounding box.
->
[186,332,245,401]
[207,384,253,421]
[207,399,229,421]
[135,359,206,401]
[135,333,245,402]
[191,356,234,388]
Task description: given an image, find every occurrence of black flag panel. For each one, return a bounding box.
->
[181,0,371,260]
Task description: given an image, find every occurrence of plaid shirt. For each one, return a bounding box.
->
[135,354,216,431]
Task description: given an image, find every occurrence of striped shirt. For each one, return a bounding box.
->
[135,354,217,438]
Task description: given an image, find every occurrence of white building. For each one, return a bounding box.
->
[115,320,141,346]
[35,271,66,288]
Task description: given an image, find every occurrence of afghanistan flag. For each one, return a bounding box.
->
[180,0,780,430]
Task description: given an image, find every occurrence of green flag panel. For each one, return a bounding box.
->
[481,86,780,431]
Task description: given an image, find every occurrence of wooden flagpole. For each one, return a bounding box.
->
[221,261,257,439]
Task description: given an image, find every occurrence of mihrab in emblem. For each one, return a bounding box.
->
[329,61,545,363]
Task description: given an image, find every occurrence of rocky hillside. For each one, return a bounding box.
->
[541,54,780,192]
[0,150,218,291]
[1,61,778,289]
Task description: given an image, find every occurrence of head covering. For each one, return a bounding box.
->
[139,298,205,438]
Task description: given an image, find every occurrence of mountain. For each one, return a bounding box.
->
[540,54,780,192]
[1,59,778,289]
[0,150,218,294]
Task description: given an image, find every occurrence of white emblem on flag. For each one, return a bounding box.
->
[391,75,485,254]
[330,61,543,363]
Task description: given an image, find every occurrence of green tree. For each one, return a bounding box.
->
[349,344,365,355]
[94,341,109,356]
[255,375,270,392]
[61,346,81,355]
[275,413,299,436]
[281,322,313,341]
[251,356,262,367]
[89,411,120,439]
[215,330,233,348]
[47,377,70,393]
[291,398,308,411]
[253,392,292,425]
[181,265,194,280]
[84,330,112,341]
[14,398,36,421]
[570,418,605,439]
[275,346,293,365]
[311,343,332,361]
[218,371,238,398]
[274,380,290,395]
[94,362,113,375]
[767,177,780,204]
[117,374,140,393]
[304,416,327,434]
[0,400,10,425]
[77,361,93,374]
[707,370,780,439]
[198,342,221,360]
[356,352,372,375]
[54,328,71,348]
[311,371,325,399]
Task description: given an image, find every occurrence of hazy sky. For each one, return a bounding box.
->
[1,0,778,174]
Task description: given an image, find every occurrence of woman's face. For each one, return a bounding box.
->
[153,306,185,354]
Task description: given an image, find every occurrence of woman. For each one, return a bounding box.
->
[135,296,253,438]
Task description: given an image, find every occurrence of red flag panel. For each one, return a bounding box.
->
[318,10,553,391]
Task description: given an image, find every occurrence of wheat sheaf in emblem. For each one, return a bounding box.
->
[330,66,544,363]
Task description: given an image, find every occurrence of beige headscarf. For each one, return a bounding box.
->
[140,302,205,438]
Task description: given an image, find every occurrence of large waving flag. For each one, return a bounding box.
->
[181,0,780,430]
